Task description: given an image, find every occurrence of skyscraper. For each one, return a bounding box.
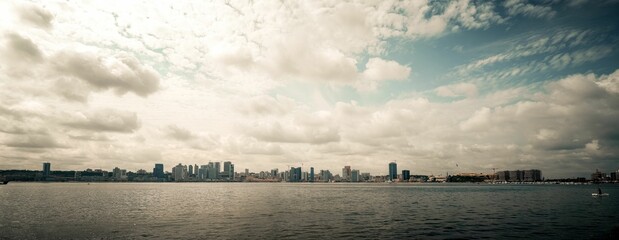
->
[188,165,194,176]
[351,169,360,182]
[153,163,164,179]
[310,167,314,182]
[342,166,351,181]
[402,170,410,181]
[389,162,397,181]
[172,163,186,181]
[223,161,234,179]
[42,162,51,177]
[290,167,302,182]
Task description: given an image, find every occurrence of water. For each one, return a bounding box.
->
[0,183,617,239]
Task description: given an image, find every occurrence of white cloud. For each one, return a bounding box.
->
[504,0,556,19]
[436,83,478,98]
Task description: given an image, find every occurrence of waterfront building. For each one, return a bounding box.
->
[402,170,411,181]
[351,169,360,182]
[223,161,234,180]
[153,164,165,179]
[290,167,302,182]
[172,163,187,181]
[591,169,605,181]
[188,165,194,176]
[389,162,397,181]
[320,170,332,182]
[509,170,523,182]
[342,166,351,181]
[208,162,218,180]
[42,162,51,177]
[310,167,314,182]
[523,169,542,182]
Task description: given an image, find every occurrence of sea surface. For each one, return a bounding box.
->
[0,182,617,239]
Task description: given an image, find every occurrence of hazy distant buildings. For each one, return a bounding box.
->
[342,166,351,181]
[42,162,51,177]
[172,163,187,181]
[496,169,542,182]
[223,161,234,180]
[290,167,302,182]
[389,162,397,181]
[153,164,165,179]
[591,169,605,181]
[402,170,410,181]
[309,167,314,182]
[351,169,360,182]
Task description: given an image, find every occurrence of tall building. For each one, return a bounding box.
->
[223,161,234,179]
[42,162,51,177]
[188,165,194,176]
[290,167,302,182]
[351,169,360,182]
[402,170,411,181]
[523,169,542,182]
[153,164,164,179]
[309,167,314,182]
[172,163,186,181]
[320,170,332,182]
[389,162,397,181]
[591,169,605,181]
[113,167,122,179]
[342,166,351,181]
[214,162,221,178]
[208,162,218,180]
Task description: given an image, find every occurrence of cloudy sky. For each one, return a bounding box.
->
[1,0,618,178]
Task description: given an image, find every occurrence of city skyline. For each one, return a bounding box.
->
[1,1,619,178]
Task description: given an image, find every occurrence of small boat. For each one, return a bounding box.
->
[592,193,609,197]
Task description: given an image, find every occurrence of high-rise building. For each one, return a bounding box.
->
[389,162,397,181]
[310,167,314,182]
[172,163,186,181]
[402,170,411,181]
[42,162,51,177]
[113,167,122,179]
[591,169,605,181]
[320,170,332,182]
[290,167,302,182]
[342,166,351,181]
[208,162,218,180]
[523,169,542,182]
[188,165,194,176]
[351,169,360,182]
[214,162,221,178]
[223,161,234,179]
[153,164,164,179]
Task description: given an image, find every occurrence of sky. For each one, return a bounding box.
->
[1,0,618,178]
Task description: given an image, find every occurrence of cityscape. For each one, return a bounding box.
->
[3,161,618,184]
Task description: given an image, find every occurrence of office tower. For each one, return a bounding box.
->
[113,167,122,179]
[223,161,234,179]
[320,170,332,182]
[523,169,542,182]
[42,162,51,177]
[172,163,186,181]
[389,162,397,181]
[194,164,199,176]
[199,165,208,179]
[153,164,164,179]
[214,162,221,179]
[188,165,194,176]
[402,170,411,181]
[245,168,249,177]
[342,166,351,181]
[289,167,302,182]
[271,168,278,178]
[208,162,218,180]
[310,167,314,182]
[351,169,360,182]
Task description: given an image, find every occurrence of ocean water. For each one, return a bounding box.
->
[0,182,617,239]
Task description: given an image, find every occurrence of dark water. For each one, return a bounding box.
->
[1,183,618,239]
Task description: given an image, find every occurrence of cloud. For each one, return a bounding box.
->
[52,51,160,97]
[64,109,141,133]
[2,33,43,62]
[166,125,196,141]
[5,135,65,149]
[16,2,54,29]
[248,120,340,145]
[436,83,478,98]
[238,95,296,116]
[504,0,556,19]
